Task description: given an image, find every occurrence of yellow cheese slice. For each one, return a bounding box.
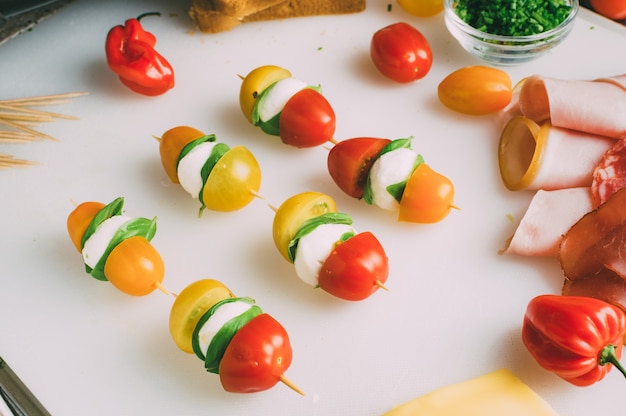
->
[381,369,558,416]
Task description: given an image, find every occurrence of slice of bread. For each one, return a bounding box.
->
[189,0,366,33]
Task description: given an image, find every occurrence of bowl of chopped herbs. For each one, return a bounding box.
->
[444,0,579,65]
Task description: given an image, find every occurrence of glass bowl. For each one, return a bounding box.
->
[444,0,579,65]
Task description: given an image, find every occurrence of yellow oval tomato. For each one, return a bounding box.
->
[159,126,206,184]
[399,163,455,223]
[201,145,262,212]
[169,279,234,354]
[239,65,292,123]
[397,0,444,17]
[272,192,337,262]
[438,66,512,116]
[103,236,165,296]
[67,201,106,252]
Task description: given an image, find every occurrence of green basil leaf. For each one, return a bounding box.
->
[251,80,279,126]
[385,154,425,203]
[175,134,216,172]
[363,175,374,205]
[204,304,262,374]
[363,139,425,206]
[287,212,353,263]
[191,297,260,368]
[88,216,158,281]
[198,143,230,201]
[257,113,281,136]
[80,197,124,250]
[387,181,408,203]
[378,136,414,157]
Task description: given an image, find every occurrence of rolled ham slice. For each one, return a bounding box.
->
[501,187,593,257]
[517,74,626,139]
[498,116,614,191]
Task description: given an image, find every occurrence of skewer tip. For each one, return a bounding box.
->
[376,280,390,292]
[280,374,305,396]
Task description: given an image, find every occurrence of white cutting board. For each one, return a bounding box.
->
[0,1,625,415]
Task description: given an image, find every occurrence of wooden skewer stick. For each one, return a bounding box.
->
[249,189,278,212]
[154,281,170,296]
[376,280,390,292]
[0,118,58,141]
[0,154,38,168]
[280,374,305,396]
[0,92,88,106]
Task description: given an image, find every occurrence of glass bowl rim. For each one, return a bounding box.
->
[443,0,580,43]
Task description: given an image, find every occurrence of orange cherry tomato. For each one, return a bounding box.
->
[589,0,626,20]
[399,163,456,223]
[438,66,512,115]
[67,201,106,252]
[103,236,165,296]
[159,125,206,184]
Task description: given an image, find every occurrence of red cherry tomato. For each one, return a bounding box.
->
[327,137,391,199]
[279,88,336,148]
[370,22,433,83]
[589,0,626,20]
[219,313,293,393]
[318,232,389,301]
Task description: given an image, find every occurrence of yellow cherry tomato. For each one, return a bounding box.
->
[169,279,234,354]
[397,0,444,17]
[272,192,337,262]
[103,236,165,296]
[67,201,106,252]
[398,163,456,223]
[159,126,206,184]
[438,66,512,116]
[201,145,262,212]
[239,65,292,123]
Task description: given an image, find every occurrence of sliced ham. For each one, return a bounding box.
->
[517,74,626,139]
[498,116,614,191]
[501,187,593,257]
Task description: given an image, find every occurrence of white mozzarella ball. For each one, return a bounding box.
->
[82,215,132,268]
[257,77,307,122]
[368,147,419,211]
[293,223,355,287]
[196,300,254,358]
[177,141,216,199]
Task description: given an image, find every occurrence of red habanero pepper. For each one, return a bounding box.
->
[522,294,626,386]
[105,12,174,96]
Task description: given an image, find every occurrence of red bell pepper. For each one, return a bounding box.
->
[522,294,626,386]
[105,12,175,96]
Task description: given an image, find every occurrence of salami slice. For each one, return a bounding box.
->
[517,75,626,139]
[501,187,593,257]
[498,116,614,191]
[591,139,626,207]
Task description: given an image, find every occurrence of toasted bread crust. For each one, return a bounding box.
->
[189,0,366,33]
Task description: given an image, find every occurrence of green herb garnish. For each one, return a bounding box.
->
[454,0,572,36]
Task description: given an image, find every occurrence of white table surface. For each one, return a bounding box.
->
[1,1,625,415]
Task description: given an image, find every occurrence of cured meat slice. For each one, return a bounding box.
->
[562,268,626,316]
[559,188,626,280]
[501,187,593,257]
[498,116,614,191]
[592,139,626,207]
[517,75,626,139]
